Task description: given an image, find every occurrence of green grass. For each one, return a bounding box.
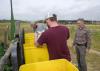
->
[86,53,100,71]
[91,31,100,51]
[87,25,100,51]
[20,23,33,33]
[0,23,10,42]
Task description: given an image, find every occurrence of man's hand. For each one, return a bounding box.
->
[72,44,76,49]
[34,32,39,46]
[86,48,90,53]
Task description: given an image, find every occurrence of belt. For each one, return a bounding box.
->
[76,43,86,46]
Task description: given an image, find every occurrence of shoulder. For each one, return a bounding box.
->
[84,27,90,32]
[59,25,69,30]
[58,26,70,34]
[83,27,91,35]
[42,29,50,36]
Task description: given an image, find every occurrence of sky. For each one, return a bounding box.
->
[0,0,100,21]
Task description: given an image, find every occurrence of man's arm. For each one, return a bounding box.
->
[86,29,91,49]
[65,27,70,40]
[35,32,46,47]
[67,28,70,39]
[34,32,39,46]
[73,32,77,47]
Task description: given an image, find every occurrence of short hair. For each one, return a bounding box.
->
[48,17,57,21]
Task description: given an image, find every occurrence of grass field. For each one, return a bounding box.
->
[0,23,100,71]
[0,23,10,43]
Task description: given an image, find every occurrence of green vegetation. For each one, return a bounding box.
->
[20,22,33,33]
[86,53,100,71]
[0,43,4,59]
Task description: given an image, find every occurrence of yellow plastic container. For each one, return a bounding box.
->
[24,33,34,42]
[23,45,34,49]
[25,38,34,43]
[24,45,49,64]
[24,33,35,46]
[25,33,34,37]
[24,39,34,44]
[24,33,49,64]
[19,59,79,71]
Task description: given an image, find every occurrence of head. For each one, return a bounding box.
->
[45,16,57,28]
[76,19,85,28]
[32,22,38,31]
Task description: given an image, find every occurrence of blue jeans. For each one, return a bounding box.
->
[75,45,87,71]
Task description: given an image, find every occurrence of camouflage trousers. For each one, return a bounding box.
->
[75,45,87,71]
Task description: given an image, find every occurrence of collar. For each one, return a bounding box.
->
[78,26,85,30]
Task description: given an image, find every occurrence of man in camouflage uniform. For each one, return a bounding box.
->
[73,19,91,71]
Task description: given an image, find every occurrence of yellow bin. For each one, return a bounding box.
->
[24,45,49,64]
[19,59,79,71]
[24,33,49,64]
[24,33,34,43]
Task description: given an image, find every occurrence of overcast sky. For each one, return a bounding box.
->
[0,0,100,21]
